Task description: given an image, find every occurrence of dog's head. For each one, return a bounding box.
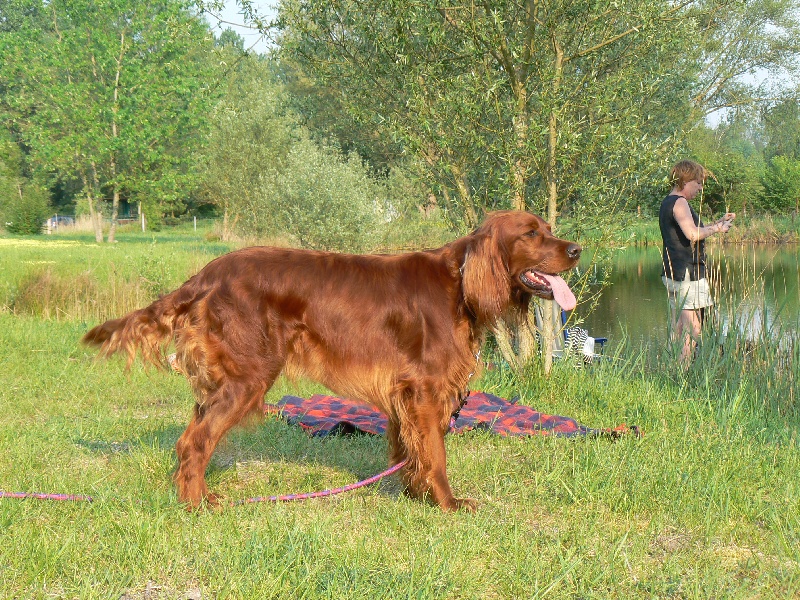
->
[462,211,581,323]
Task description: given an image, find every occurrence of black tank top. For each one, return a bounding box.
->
[659,194,706,281]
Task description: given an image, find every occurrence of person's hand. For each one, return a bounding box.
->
[713,212,735,233]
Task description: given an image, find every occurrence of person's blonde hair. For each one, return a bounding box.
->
[670,160,708,191]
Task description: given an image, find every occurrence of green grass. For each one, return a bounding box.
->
[1,232,799,598]
[0,228,234,322]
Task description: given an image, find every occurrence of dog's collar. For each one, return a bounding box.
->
[451,349,481,424]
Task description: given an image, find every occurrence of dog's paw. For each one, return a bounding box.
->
[204,492,223,507]
[444,497,478,513]
[182,492,222,512]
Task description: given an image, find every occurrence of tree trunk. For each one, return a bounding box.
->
[451,163,478,228]
[542,35,566,375]
[107,30,125,244]
[511,83,528,211]
[511,82,539,362]
[87,163,104,243]
[492,322,521,371]
[84,189,102,244]
[108,178,119,243]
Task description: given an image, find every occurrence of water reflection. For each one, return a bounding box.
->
[577,245,800,347]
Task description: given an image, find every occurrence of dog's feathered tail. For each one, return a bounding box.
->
[82,291,182,369]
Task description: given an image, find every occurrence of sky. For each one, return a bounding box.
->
[205,1,277,54]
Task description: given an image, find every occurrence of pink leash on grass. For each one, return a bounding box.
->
[0,459,408,506]
[232,458,407,505]
[0,491,96,502]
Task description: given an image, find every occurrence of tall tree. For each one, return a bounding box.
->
[761,94,800,160]
[758,93,800,215]
[0,0,215,241]
[276,0,800,371]
[689,0,800,123]
[272,0,668,369]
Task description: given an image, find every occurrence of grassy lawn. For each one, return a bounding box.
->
[1,232,798,598]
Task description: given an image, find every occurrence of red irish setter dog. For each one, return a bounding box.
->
[83,211,581,511]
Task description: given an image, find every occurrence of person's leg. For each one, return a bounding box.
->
[676,308,702,367]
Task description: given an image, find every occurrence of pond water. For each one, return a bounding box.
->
[576,244,800,348]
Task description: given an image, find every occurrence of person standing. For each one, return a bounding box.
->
[659,160,736,367]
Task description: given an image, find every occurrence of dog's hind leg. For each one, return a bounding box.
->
[173,362,283,509]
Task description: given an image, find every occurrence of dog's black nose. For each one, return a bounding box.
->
[567,244,582,259]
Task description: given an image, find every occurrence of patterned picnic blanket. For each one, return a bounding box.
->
[269,391,637,439]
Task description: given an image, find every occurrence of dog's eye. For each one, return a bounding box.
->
[524,230,539,238]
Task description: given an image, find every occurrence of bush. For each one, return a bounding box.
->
[760,155,800,215]
[237,137,385,252]
[3,184,50,234]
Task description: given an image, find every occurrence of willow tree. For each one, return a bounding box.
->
[276,0,800,370]
[1,0,214,241]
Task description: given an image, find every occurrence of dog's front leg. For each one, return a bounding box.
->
[401,400,477,513]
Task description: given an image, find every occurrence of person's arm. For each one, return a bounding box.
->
[673,197,735,241]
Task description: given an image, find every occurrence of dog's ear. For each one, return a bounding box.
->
[462,231,511,324]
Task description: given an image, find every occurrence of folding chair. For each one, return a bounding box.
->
[561,308,607,357]
[534,302,607,362]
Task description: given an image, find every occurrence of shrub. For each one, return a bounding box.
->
[2,184,50,234]
[245,137,384,253]
[760,155,800,215]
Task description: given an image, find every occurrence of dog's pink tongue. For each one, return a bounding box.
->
[539,273,577,311]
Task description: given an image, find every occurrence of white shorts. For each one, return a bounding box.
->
[662,272,714,311]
